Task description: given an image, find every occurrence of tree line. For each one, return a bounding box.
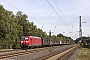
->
[75,37,90,48]
[0,5,73,49]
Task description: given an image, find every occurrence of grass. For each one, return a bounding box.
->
[77,48,90,60]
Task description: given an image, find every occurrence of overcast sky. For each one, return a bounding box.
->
[1,0,90,39]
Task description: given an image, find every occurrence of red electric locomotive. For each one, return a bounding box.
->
[20,36,42,48]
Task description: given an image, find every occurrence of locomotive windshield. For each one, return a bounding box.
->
[21,37,28,40]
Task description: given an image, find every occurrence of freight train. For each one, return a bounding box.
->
[20,36,68,49]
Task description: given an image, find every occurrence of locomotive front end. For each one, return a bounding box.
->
[20,36,29,48]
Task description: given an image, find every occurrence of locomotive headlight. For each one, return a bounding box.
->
[26,41,28,43]
[21,41,23,42]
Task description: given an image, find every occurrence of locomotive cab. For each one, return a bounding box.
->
[20,36,31,48]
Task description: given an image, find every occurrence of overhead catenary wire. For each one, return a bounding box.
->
[53,0,71,26]
[53,0,78,39]
[2,0,36,20]
[3,0,20,11]
[47,0,72,32]
[47,0,78,39]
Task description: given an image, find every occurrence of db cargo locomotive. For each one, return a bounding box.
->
[20,36,62,48]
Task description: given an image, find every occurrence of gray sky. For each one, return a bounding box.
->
[1,0,90,39]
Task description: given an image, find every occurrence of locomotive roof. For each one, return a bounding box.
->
[21,36,41,39]
[31,36,41,38]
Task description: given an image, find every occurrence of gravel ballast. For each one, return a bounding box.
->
[2,45,78,60]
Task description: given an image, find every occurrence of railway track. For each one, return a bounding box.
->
[0,45,65,59]
[0,49,20,54]
[38,45,79,60]
[0,45,77,60]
